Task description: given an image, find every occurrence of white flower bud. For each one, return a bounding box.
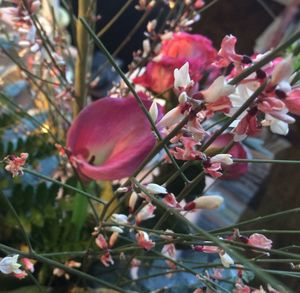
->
[149,100,158,122]
[145,183,167,194]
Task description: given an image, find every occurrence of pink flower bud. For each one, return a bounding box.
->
[136,203,156,224]
[248,233,272,250]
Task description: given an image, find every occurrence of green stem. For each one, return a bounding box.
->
[96,0,133,37]
[229,29,300,85]
[22,168,106,205]
[211,208,300,233]
[74,0,93,116]
[80,17,189,183]
[0,243,126,293]
[132,178,292,292]
[1,192,33,252]
[233,158,300,164]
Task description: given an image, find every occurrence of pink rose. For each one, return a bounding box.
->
[134,32,217,93]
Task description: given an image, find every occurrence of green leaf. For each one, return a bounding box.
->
[71,189,89,241]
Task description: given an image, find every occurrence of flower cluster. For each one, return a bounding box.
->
[0,255,34,279]
[3,153,28,177]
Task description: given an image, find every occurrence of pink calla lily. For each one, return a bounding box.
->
[67,96,158,180]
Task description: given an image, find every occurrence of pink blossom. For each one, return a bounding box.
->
[136,231,155,250]
[214,35,243,68]
[248,233,272,250]
[161,243,177,269]
[4,153,28,177]
[234,283,251,293]
[13,271,28,279]
[95,234,108,250]
[258,97,285,113]
[171,136,202,161]
[20,258,34,273]
[234,111,259,140]
[100,252,114,267]
[135,203,156,224]
[53,260,81,280]
[67,96,158,180]
[204,161,223,178]
[285,88,300,115]
[193,245,219,253]
[162,193,182,209]
[194,0,205,9]
[205,133,248,179]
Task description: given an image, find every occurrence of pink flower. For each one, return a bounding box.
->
[20,258,34,273]
[134,59,175,93]
[204,161,223,178]
[162,193,182,209]
[134,32,216,93]
[67,96,158,180]
[160,32,216,65]
[214,35,243,68]
[136,231,155,250]
[285,88,300,115]
[13,271,28,279]
[53,260,81,280]
[100,251,114,267]
[193,245,219,253]
[234,283,251,293]
[194,0,205,9]
[4,153,28,177]
[234,111,259,140]
[258,97,285,113]
[95,234,108,250]
[171,136,202,161]
[161,243,177,269]
[248,233,272,250]
[206,133,248,179]
[135,203,156,224]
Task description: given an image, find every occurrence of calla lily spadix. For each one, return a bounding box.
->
[67,96,159,181]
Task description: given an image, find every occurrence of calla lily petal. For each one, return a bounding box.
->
[67,96,158,180]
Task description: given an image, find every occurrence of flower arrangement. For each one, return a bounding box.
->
[0,0,300,292]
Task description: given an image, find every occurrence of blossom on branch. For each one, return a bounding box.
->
[4,153,28,177]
